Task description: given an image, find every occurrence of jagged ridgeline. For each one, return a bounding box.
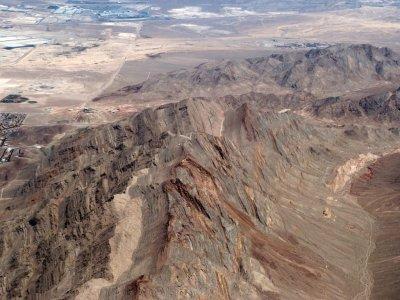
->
[96,44,400,102]
[2,44,400,299]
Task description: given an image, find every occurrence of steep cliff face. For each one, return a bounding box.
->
[1,98,400,299]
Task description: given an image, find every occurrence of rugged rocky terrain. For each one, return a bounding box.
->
[97,44,400,103]
[0,113,26,164]
[2,44,400,299]
[307,85,400,123]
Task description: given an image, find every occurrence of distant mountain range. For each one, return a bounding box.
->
[98,44,400,124]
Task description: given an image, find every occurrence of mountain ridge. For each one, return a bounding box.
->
[95,44,400,103]
[3,44,400,299]
[2,97,400,298]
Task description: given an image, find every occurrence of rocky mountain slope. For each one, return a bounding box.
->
[216,84,400,124]
[308,85,400,123]
[96,44,400,102]
[351,152,400,299]
[2,97,400,299]
[3,44,400,299]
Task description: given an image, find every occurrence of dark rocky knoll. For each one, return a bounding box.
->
[1,98,400,299]
[96,44,400,102]
[1,94,29,104]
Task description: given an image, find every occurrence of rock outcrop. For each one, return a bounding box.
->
[0,113,26,164]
